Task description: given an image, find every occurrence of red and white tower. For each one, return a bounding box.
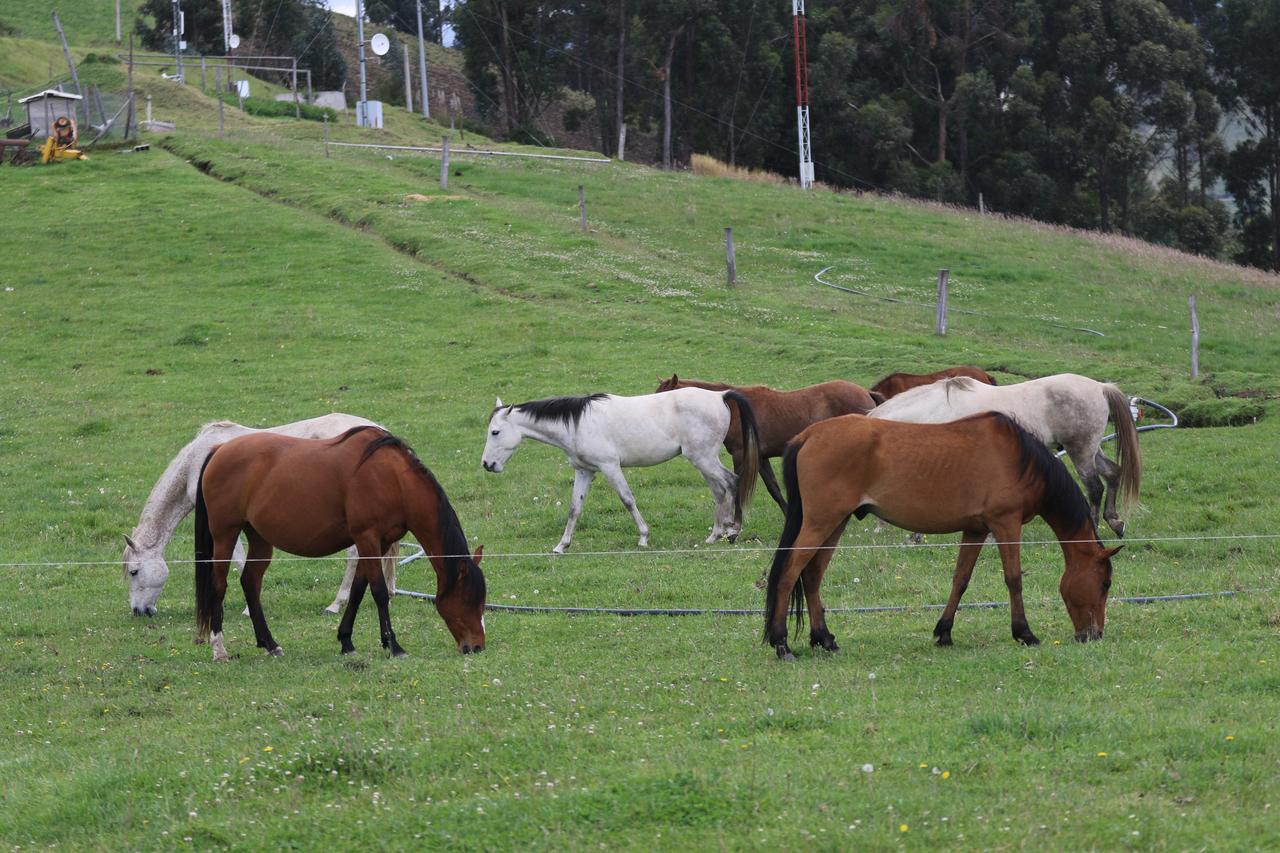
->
[792,0,814,188]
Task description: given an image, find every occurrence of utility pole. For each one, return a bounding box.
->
[416,0,431,119]
[172,0,184,83]
[355,0,370,126]
[51,11,89,127]
[791,0,814,188]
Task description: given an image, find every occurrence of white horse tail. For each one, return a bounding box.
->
[1103,384,1141,508]
[723,390,760,512]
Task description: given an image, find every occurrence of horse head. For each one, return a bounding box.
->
[654,374,681,393]
[123,533,166,616]
[435,546,487,653]
[481,399,521,473]
[1060,544,1121,642]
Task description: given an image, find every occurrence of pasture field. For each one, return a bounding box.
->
[3,64,1280,849]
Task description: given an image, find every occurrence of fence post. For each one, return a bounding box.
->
[292,58,300,120]
[145,94,152,128]
[200,56,207,91]
[1189,294,1200,380]
[578,185,587,233]
[323,114,330,157]
[618,124,627,162]
[215,66,224,136]
[725,227,737,286]
[440,135,450,190]
[935,268,949,335]
[978,192,985,215]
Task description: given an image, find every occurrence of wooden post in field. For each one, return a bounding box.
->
[578,185,587,233]
[1189,294,1200,380]
[618,124,627,162]
[292,58,300,119]
[403,46,413,113]
[725,227,737,286]
[215,67,224,136]
[201,57,207,91]
[116,0,122,42]
[935,268,950,335]
[323,114,330,157]
[125,34,135,138]
[978,192,985,215]
[440,135,450,189]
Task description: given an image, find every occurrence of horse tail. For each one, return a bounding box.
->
[1103,383,1141,508]
[193,449,217,642]
[723,390,759,512]
[763,441,807,642]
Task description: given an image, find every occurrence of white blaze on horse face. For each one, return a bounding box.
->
[124,542,168,616]
[481,407,521,473]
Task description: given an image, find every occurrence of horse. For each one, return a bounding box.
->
[869,365,997,400]
[194,426,486,661]
[653,375,879,512]
[481,389,760,553]
[869,374,1140,537]
[763,413,1122,660]
[123,414,398,617]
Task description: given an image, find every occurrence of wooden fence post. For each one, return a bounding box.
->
[978,193,985,215]
[1189,294,1200,380]
[935,268,949,335]
[440,135,450,190]
[215,66,224,136]
[725,227,737,286]
[200,56,207,91]
[578,185,587,233]
[323,114,330,157]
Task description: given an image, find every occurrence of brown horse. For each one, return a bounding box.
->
[763,412,1120,660]
[654,375,878,511]
[194,426,486,661]
[869,365,997,400]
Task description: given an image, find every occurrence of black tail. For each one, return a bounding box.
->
[193,450,217,641]
[763,441,807,642]
[722,390,759,513]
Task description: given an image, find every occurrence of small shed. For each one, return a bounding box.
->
[19,90,83,139]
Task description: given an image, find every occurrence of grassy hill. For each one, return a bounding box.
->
[1,22,1279,850]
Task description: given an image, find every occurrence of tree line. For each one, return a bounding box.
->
[453,0,1280,272]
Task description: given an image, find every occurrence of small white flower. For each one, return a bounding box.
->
[868,672,876,680]
[861,763,874,773]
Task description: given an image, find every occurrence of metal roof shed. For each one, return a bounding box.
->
[19,90,83,139]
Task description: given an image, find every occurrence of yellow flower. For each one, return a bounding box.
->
[919,762,928,768]
[899,824,909,833]
[1097,752,1108,758]
[942,770,951,779]
[239,757,250,764]
[262,746,274,752]
[1225,735,1234,742]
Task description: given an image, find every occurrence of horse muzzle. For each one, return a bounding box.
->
[1074,625,1103,642]
[458,642,485,654]
[131,605,157,617]
[482,460,502,473]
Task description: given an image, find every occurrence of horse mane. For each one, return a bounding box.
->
[985,413,1094,536]
[356,430,486,604]
[668,377,732,391]
[515,393,609,427]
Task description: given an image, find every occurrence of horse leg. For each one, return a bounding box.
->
[209,537,235,663]
[805,519,850,652]
[767,520,840,660]
[933,531,986,646]
[553,468,595,554]
[336,573,369,655]
[358,537,405,658]
[234,536,252,618]
[239,532,282,657]
[992,522,1038,645]
[684,450,737,543]
[1068,445,1104,532]
[599,463,650,548]
[383,541,399,596]
[758,457,788,513]
[1095,450,1125,537]
[325,545,362,614]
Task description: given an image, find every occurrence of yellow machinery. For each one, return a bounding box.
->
[39,115,86,163]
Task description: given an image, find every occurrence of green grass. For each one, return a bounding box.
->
[2,30,1280,850]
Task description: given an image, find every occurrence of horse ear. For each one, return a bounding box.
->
[494,396,505,409]
[123,533,139,551]
[671,373,678,382]
[472,545,484,565]
[1103,545,1124,559]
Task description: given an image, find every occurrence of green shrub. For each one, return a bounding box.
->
[216,92,337,123]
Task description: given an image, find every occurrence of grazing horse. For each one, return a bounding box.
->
[654,375,878,512]
[481,389,759,553]
[763,413,1121,660]
[869,374,1140,537]
[194,426,485,661]
[123,413,397,617]
[869,365,997,400]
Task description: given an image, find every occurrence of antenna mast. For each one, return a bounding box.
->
[792,0,813,188]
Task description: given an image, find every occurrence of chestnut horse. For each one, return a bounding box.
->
[194,426,486,662]
[763,413,1120,660]
[654,375,878,511]
[869,365,997,400]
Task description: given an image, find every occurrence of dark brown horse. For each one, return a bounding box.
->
[869,365,997,400]
[194,426,486,661]
[654,375,878,511]
[763,412,1120,660]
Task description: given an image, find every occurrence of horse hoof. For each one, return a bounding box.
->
[552,545,567,555]
[268,646,284,657]
[392,649,408,658]
[341,647,356,656]
[213,652,230,663]
[324,603,342,614]
[935,634,953,647]
[1017,633,1041,646]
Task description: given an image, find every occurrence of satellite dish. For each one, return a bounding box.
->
[228,33,240,49]
[370,32,390,56]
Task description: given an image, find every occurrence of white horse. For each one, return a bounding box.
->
[124,413,398,616]
[481,390,760,553]
[868,373,1141,536]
